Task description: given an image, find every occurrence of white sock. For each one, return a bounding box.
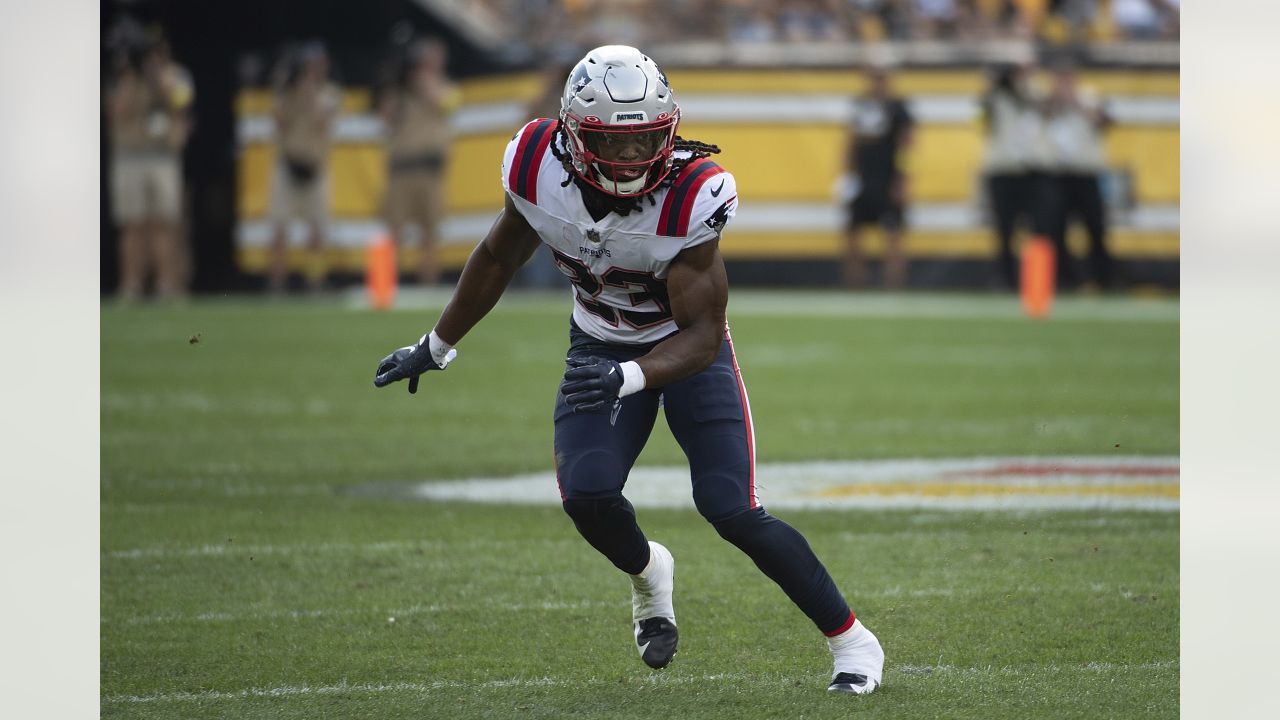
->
[633,546,659,580]
[828,619,884,679]
[630,541,675,622]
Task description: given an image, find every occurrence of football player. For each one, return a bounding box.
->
[373,45,884,694]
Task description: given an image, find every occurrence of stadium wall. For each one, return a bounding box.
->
[235,68,1179,289]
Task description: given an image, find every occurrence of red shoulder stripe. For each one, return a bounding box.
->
[508,119,557,204]
[656,158,725,237]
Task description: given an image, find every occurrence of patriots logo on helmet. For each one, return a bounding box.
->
[570,64,592,95]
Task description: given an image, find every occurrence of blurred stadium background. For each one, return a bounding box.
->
[101,0,1178,295]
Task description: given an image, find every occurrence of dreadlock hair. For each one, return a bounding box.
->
[548,123,721,217]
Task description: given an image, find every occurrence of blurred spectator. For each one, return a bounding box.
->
[1153,0,1179,38]
[107,33,194,302]
[979,63,1055,289]
[1110,0,1162,39]
[729,3,780,42]
[1042,0,1099,45]
[268,42,339,293]
[474,0,1170,48]
[911,0,961,38]
[1043,63,1114,289]
[381,38,460,286]
[778,0,845,41]
[580,0,648,47]
[970,0,1033,40]
[869,0,916,40]
[840,66,914,289]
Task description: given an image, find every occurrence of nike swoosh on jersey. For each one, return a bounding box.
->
[710,179,725,197]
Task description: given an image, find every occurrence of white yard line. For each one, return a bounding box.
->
[106,536,580,561]
[104,660,1178,704]
[105,540,426,560]
[112,599,616,626]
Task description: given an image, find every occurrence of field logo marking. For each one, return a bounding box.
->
[400,456,1179,512]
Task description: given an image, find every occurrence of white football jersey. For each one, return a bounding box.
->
[502,118,737,345]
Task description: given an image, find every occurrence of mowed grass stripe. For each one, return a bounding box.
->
[103,521,1173,561]
[104,660,1178,705]
[110,581,1162,626]
[363,289,1180,323]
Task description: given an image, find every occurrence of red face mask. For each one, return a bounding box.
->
[566,112,680,196]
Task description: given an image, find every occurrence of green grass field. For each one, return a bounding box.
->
[101,291,1179,719]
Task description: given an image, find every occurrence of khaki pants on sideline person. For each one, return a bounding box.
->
[385,168,446,285]
[268,161,330,292]
[111,153,185,300]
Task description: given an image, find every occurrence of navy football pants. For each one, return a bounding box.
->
[553,321,856,636]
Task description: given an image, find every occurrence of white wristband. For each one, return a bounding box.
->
[424,330,457,368]
[617,361,646,398]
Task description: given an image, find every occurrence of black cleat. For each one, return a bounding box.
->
[635,617,678,669]
[827,671,879,695]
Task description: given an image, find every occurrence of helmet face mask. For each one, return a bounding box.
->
[560,46,680,197]
[566,114,680,195]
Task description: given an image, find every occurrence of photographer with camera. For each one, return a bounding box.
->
[107,31,193,301]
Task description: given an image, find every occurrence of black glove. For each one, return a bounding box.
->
[373,336,455,394]
[561,355,624,414]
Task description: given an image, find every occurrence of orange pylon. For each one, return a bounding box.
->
[1020,235,1055,319]
[366,234,397,310]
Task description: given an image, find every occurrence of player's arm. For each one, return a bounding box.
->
[373,194,540,393]
[378,91,397,127]
[273,98,288,138]
[837,109,860,202]
[897,102,916,152]
[319,86,339,135]
[891,103,914,203]
[167,71,195,150]
[636,239,727,385]
[107,74,133,123]
[434,194,542,345]
[561,239,728,414]
[844,130,858,175]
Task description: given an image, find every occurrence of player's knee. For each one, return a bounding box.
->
[691,473,754,524]
[556,448,627,502]
[709,505,773,545]
[561,494,641,540]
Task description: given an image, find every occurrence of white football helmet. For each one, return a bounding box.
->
[559,45,681,197]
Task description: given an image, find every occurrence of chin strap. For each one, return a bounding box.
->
[595,167,648,196]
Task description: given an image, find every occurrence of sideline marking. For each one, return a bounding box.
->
[402,457,1179,512]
